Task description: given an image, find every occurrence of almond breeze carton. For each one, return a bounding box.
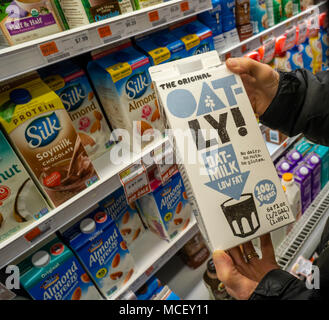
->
[62,208,135,299]
[87,40,164,149]
[137,172,192,241]
[99,186,145,248]
[18,237,102,300]
[149,51,295,250]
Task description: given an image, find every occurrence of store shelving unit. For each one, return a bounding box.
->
[266,135,302,162]
[0,0,212,83]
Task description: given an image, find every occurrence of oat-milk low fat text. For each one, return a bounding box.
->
[0,77,99,207]
[149,51,295,250]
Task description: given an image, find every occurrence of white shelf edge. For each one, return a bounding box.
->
[0,136,169,269]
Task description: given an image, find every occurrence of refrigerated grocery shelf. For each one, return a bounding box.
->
[0,0,212,83]
[0,136,170,270]
[217,2,326,61]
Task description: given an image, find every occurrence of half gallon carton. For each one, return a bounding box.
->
[39,60,115,162]
[18,237,102,300]
[304,152,321,201]
[0,129,50,244]
[0,0,63,46]
[149,51,295,250]
[0,76,99,207]
[137,171,191,241]
[62,208,135,298]
[87,40,164,149]
[99,186,145,247]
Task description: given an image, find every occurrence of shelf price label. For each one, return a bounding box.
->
[180,1,190,12]
[24,218,53,243]
[149,10,159,22]
[97,23,122,44]
[119,163,151,203]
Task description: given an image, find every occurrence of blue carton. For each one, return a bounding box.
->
[62,208,135,298]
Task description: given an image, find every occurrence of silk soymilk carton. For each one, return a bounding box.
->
[18,237,102,300]
[149,51,295,250]
[87,41,164,149]
[137,172,191,241]
[99,186,145,247]
[39,60,115,162]
[62,208,135,298]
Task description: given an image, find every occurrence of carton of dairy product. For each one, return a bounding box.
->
[87,40,164,149]
[304,152,321,201]
[311,145,329,188]
[0,129,50,244]
[137,172,191,241]
[149,51,295,250]
[0,76,99,207]
[285,149,302,168]
[276,158,293,178]
[294,137,314,156]
[39,60,115,162]
[99,186,145,247]
[0,0,63,46]
[292,163,312,213]
[134,30,187,66]
[18,237,102,300]
[62,208,135,298]
[169,18,214,57]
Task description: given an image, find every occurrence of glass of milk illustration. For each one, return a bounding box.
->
[221,193,260,238]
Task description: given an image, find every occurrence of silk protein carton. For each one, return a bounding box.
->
[149,51,295,250]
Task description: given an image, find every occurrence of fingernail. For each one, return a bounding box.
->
[226,58,237,67]
[213,250,225,262]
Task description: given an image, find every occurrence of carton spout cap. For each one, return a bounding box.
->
[10,88,32,105]
[32,250,50,268]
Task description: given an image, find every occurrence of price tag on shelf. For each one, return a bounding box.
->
[195,0,210,10]
[169,3,181,21]
[148,7,170,27]
[180,1,190,12]
[39,31,91,64]
[97,22,123,44]
[297,20,308,44]
[260,37,276,63]
[24,218,54,243]
[119,163,151,203]
[125,15,144,36]
[283,26,297,51]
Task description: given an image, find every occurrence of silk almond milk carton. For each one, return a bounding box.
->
[149,51,295,250]
[0,76,99,207]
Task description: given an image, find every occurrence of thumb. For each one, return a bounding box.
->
[225,57,264,77]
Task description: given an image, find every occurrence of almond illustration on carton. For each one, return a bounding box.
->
[110,271,123,280]
[112,253,120,268]
[122,211,130,224]
[176,201,182,214]
[90,121,100,133]
[132,228,141,241]
[120,241,128,250]
[183,191,188,200]
[174,218,183,225]
[129,202,136,210]
[151,109,160,122]
[88,92,94,101]
[81,273,91,283]
[72,287,82,300]
[121,228,131,236]
[137,121,153,136]
[0,213,3,228]
[123,269,134,284]
[182,218,190,230]
[94,110,103,121]
[79,132,96,147]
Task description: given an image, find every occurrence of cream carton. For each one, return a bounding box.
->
[87,40,164,149]
[0,129,50,244]
[0,0,63,46]
[39,60,115,162]
[0,76,99,207]
[149,51,295,250]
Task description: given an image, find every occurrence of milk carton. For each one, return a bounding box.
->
[0,130,50,244]
[134,30,187,66]
[87,41,164,150]
[285,149,302,168]
[304,152,321,201]
[39,60,115,162]
[169,19,214,57]
[137,172,191,241]
[0,0,63,46]
[276,158,293,178]
[311,145,329,188]
[149,51,295,250]
[18,237,102,300]
[99,186,145,247]
[62,208,135,298]
[294,137,314,156]
[292,163,312,213]
[0,76,99,207]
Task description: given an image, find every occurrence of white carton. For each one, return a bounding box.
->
[149,51,295,250]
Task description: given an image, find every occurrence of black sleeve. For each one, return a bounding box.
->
[249,269,321,300]
[259,69,329,146]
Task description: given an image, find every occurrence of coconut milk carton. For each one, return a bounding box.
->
[18,237,102,300]
[99,186,145,248]
[39,60,115,162]
[62,208,135,298]
[137,172,191,241]
[0,76,99,207]
[0,129,50,244]
[149,51,295,250]
[87,40,164,149]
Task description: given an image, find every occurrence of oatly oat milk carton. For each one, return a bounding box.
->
[0,129,50,244]
[149,51,295,250]
[62,208,135,298]
[18,236,102,300]
[0,76,99,207]
[39,60,115,162]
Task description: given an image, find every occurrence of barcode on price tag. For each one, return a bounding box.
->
[119,163,151,203]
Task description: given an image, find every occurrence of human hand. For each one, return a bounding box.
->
[226,58,280,117]
[212,234,280,300]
